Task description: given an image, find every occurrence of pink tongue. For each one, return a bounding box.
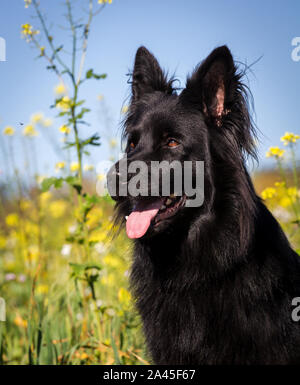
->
[126,199,162,239]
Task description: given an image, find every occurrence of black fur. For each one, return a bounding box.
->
[110,46,300,364]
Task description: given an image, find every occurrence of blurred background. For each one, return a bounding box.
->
[0,0,299,365]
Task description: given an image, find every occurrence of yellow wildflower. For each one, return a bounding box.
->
[121,105,129,114]
[42,118,53,127]
[279,196,292,208]
[287,187,298,199]
[20,199,31,211]
[59,125,71,134]
[109,138,117,148]
[100,273,116,287]
[39,191,52,207]
[21,23,33,36]
[3,126,15,136]
[49,200,67,218]
[24,0,32,8]
[266,147,285,159]
[280,132,300,146]
[84,164,94,172]
[261,187,276,200]
[118,288,131,307]
[5,213,19,227]
[55,161,66,170]
[70,162,79,172]
[54,83,67,96]
[40,46,45,56]
[56,96,72,111]
[21,23,39,41]
[23,124,38,137]
[26,244,39,263]
[97,173,106,181]
[14,315,28,328]
[36,284,49,295]
[98,0,112,4]
[30,112,43,124]
[103,254,120,268]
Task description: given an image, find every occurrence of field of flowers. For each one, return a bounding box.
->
[0,0,299,365]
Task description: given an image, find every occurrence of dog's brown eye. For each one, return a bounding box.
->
[129,142,135,150]
[167,139,179,148]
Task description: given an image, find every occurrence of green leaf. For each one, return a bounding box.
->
[41,177,64,192]
[86,68,107,80]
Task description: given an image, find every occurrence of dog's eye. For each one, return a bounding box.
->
[129,142,135,151]
[167,138,179,148]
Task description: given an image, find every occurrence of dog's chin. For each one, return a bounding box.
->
[123,195,187,240]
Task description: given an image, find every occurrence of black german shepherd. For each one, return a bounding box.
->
[108,45,300,364]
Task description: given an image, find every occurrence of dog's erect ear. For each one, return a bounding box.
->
[131,46,173,101]
[181,46,236,123]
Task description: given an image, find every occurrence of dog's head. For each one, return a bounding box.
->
[108,46,256,240]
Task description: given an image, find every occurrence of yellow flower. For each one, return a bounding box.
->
[266,147,285,159]
[14,315,28,328]
[21,23,33,36]
[23,124,38,137]
[42,118,53,127]
[84,164,94,172]
[24,0,32,8]
[5,213,19,227]
[20,199,31,211]
[49,200,67,218]
[280,132,300,146]
[70,162,79,172]
[30,112,44,124]
[98,0,112,4]
[59,125,71,134]
[40,46,45,56]
[261,187,276,200]
[97,173,106,181]
[287,187,298,199]
[3,126,15,136]
[86,207,103,227]
[56,96,72,111]
[121,105,129,114]
[80,352,89,360]
[279,196,292,208]
[26,244,39,262]
[118,287,131,307]
[54,83,67,96]
[36,284,49,295]
[21,23,39,41]
[55,161,66,170]
[103,254,120,268]
[109,138,117,148]
[39,191,52,207]
[100,273,116,287]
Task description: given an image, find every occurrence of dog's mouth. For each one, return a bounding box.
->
[125,195,186,239]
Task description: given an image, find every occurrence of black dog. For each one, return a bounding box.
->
[109,46,300,364]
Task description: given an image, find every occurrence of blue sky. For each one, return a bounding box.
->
[0,0,300,179]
